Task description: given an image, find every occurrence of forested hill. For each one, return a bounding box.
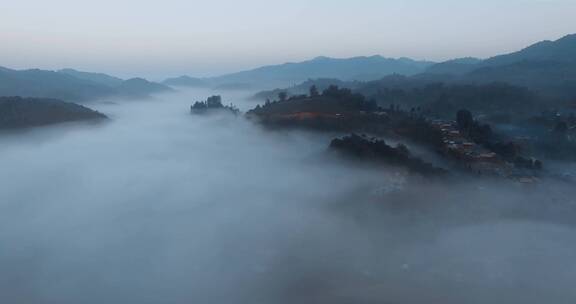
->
[0,96,107,129]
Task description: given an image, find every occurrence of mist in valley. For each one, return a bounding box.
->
[1,89,576,304]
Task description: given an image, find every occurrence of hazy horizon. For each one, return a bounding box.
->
[2,1,576,301]
[1,0,575,79]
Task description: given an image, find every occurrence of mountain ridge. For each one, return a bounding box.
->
[0,67,173,102]
[164,55,436,89]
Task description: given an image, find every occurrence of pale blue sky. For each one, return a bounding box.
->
[1,0,574,79]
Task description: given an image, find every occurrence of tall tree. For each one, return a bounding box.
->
[456,109,474,130]
[309,85,319,97]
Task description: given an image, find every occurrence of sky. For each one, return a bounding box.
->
[1,0,575,79]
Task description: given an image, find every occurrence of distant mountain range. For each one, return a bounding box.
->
[167,33,576,95]
[59,68,124,87]
[425,34,576,96]
[424,57,482,75]
[482,34,576,66]
[3,33,575,104]
[164,56,435,89]
[0,67,173,102]
[254,33,576,100]
[424,34,576,75]
[163,75,208,87]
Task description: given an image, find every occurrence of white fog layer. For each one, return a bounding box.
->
[1,90,576,304]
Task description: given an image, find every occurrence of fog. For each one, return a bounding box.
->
[1,89,576,304]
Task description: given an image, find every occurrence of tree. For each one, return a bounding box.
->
[278,91,288,102]
[554,121,568,139]
[206,96,223,108]
[309,85,319,97]
[456,109,474,130]
[323,85,340,98]
[534,159,543,170]
[396,144,410,156]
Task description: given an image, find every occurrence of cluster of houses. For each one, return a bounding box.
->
[250,103,542,182]
[271,112,343,120]
[430,120,511,176]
